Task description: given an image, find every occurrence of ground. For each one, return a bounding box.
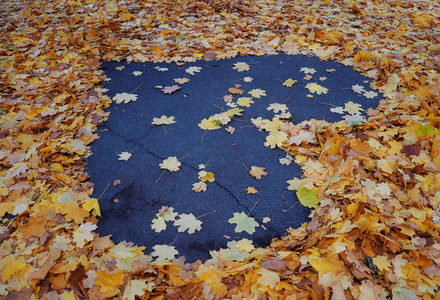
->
[0,0,440,299]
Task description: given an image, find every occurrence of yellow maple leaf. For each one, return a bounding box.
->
[264,131,288,149]
[236,97,254,107]
[1,255,26,281]
[198,171,215,182]
[257,268,280,289]
[283,78,298,87]
[246,187,258,194]
[372,255,391,272]
[197,265,228,296]
[82,198,101,217]
[199,117,221,130]
[249,166,268,179]
[94,271,125,293]
[306,83,329,94]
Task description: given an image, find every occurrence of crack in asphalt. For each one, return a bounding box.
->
[99,124,284,237]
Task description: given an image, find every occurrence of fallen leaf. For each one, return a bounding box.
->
[246,187,258,194]
[228,212,259,234]
[118,152,132,161]
[152,115,176,125]
[159,156,181,172]
[249,166,268,179]
[112,93,138,104]
[232,62,250,72]
[173,213,202,234]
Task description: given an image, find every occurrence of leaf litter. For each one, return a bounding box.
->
[0,0,440,298]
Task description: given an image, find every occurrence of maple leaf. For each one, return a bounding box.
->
[132,71,143,76]
[351,84,365,94]
[319,76,327,81]
[262,217,271,223]
[174,213,202,234]
[267,103,288,113]
[123,279,149,300]
[94,270,125,293]
[236,97,254,107]
[228,87,243,94]
[287,130,316,145]
[363,90,378,98]
[330,106,344,114]
[248,89,266,98]
[198,171,215,182]
[223,95,234,102]
[185,66,202,75]
[264,131,288,149]
[225,126,235,134]
[228,212,259,234]
[151,245,179,261]
[199,117,221,130]
[246,187,258,194]
[192,181,207,192]
[112,92,137,104]
[283,78,298,87]
[196,265,228,296]
[279,155,293,165]
[296,187,321,208]
[156,206,178,221]
[73,222,97,247]
[155,67,168,72]
[1,255,26,281]
[257,268,280,289]
[174,77,189,84]
[118,151,132,161]
[159,156,181,172]
[243,76,253,82]
[306,83,329,94]
[151,217,167,232]
[236,238,255,252]
[300,67,317,74]
[344,101,364,115]
[161,85,181,94]
[152,115,176,125]
[232,62,250,72]
[383,73,401,93]
[249,166,268,179]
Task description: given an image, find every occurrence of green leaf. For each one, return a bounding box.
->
[228,212,259,234]
[296,187,321,208]
[415,123,435,137]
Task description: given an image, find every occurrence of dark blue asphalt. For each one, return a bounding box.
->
[86,53,380,262]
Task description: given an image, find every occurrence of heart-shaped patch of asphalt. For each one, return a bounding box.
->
[86,53,380,263]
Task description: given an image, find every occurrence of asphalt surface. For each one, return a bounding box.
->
[86,53,380,262]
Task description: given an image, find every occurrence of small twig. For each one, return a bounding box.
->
[197,210,216,220]
[242,163,250,171]
[169,233,180,246]
[281,97,291,104]
[98,183,110,200]
[162,124,167,136]
[201,130,208,141]
[130,80,145,94]
[178,153,190,160]
[274,77,284,82]
[155,169,166,184]
[248,201,259,216]
[204,156,213,168]
[213,104,226,111]
[282,200,300,213]
[320,102,337,107]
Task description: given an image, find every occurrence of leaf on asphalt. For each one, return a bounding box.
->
[306,83,329,94]
[185,66,202,75]
[152,115,176,125]
[246,187,258,194]
[151,245,179,262]
[228,212,259,234]
[161,85,181,94]
[174,77,190,84]
[249,166,268,179]
[232,62,250,72]
[174,213,202,234]
[283,78,298,87]
[159,156,181,172]
[248,89,266,98]
[112,93,138,104]
[192,181,207,192]
[118,151,132,161]
[300,67,317,74]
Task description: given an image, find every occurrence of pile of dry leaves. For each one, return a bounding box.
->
[1,0,440,298]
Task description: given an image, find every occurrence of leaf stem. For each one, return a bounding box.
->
[130,80,145,94]
[197,210,216,220]
[97,183,110,200]
[155,169,166,184]
[282,200,300,213]
[248,201,258,216]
